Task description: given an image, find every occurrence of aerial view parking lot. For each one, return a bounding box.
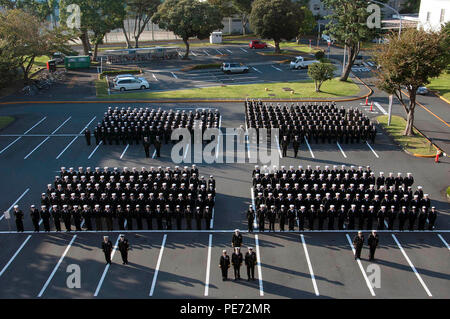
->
[0,0,448,315]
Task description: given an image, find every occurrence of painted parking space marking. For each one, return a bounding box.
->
[37,235,77,297]
[437,234,450,251]
[170,72,178,79]
[204,234,213,296]
[56,116,96,159]
[275,135,283,158]
[1,188,30,221]
[240,47,248,53]
[374,102,388,115]
[300,235,319,296]
[225,49,233,54]
[149,234,167,296]
[203,50,211,56]
[254,234,264,296]
[366,142,380,158]
[120,144,129,159]
[24,117,72,159]
[345,234,376,296]
[152,74,158,81]
[0,117,47,155]
[304,137,315,158]
[0,235,32,277]
[336,142,347,158]
[392,234,432,297]
[88,141,103,159]
[252,67,262,74]
[271,65,283,72]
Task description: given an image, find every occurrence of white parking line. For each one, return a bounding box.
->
[203,50,210,56]
[191,51,197,57]
[88,141,103,159]
[204,234,212,296]
[250,187,257,229]
[183,144,190,160]
[56,116,96,159]
[271,65,283,72]
[366,141,380,158]
[304,137,315,158]
[170,72,178,79]
[152,74,158,81]
[300,234,319,296]
[225,49,233,54]
[210,208,215,229]
[120,144,129,159]
[345,234,376,296]
[374,102,388,115]
[367,61,374,67]
[152,149,157,158]
[0,117,47,155]
[254,234,264,296]
[391,234,432,297]
[37,235,77,297]
[252,67,262,74]
[215,49,223,55]
[94,234,121,296]
[149,234,167,296]
[1,188,30,221]
[336,142,347,158]
[240,48,248,53]
[275,135,283,158]
[24,117,71,160]
[215,116,222,160]
[437,234,450,250]
[0,235,32,277]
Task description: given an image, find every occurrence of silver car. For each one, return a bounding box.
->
[221,62,249,74]
[113,77,150,92]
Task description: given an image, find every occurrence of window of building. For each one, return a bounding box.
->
[440,9,445,23]
[426,11,431,22]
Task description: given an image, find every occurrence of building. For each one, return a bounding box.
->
[417,0,449,31]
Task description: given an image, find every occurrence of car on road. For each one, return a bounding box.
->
[221,62,250,74]
[249,40,268,49]
[289,56,319,69]
[112,74,136,83]
[113,76,150,91]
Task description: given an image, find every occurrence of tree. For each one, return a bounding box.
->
[322,0,380,81]
[0,9,74,82]
[297,5,316,42]
[0,0,58,22]
[59,0,126,57]
[122,0,162,49]
[374,28,450,136]
[308,62,335,92]
[208,0,237,17]
[232,0,253,35]
[152,0,223,59]
[0,46,21,89]
[249,0,302,53]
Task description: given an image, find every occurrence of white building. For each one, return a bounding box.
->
[417,0,450,31]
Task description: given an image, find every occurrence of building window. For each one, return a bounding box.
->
[426,11,431,22]
[440,9,445,23]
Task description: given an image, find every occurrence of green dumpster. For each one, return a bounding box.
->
[64,56,91,69]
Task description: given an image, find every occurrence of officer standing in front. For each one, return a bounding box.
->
[219,250,230,281]
[102,236,113,264]
[143,137,151,158]
[231,247,243,280]
[368,230,379,261]
[30,205,40,232]
[118,234,129,265]
[84,129,91,146]
[244,247,257,281]
[13,205,24,232]
[232,229,243,248]
[352,231,364,260]
[247,205,255,233]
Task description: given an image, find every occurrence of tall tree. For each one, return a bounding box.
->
[374,28,450,136]
[231,0,253,35]
[0,9,74,82]
[297,5,316,42]
[322,0,380,81]
[122,0,162,49]
[249,0,302,53]
[308,62,335,92]
[152,0,223,59]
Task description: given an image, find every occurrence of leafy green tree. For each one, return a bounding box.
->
[0,0,58,22]
[208,0,237,17]
[152,0,223,59]
[374,28,450,136]
[297,5,316,42]
[307,62,335,92]
[232,0,253,35]
[249,0,302,53]
[322,0,380,81]
[0,9,74,82]
[122,0,162,48]
[0,46,21,88]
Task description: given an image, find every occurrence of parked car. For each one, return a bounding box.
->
[52,52,65,64]
[249,40,268,49]
[112,74,136,83]
[321,34,335,45]
[416,86,429,95]
[113,76,150,91]
[221,62,250,74]
[289,56,319,69]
